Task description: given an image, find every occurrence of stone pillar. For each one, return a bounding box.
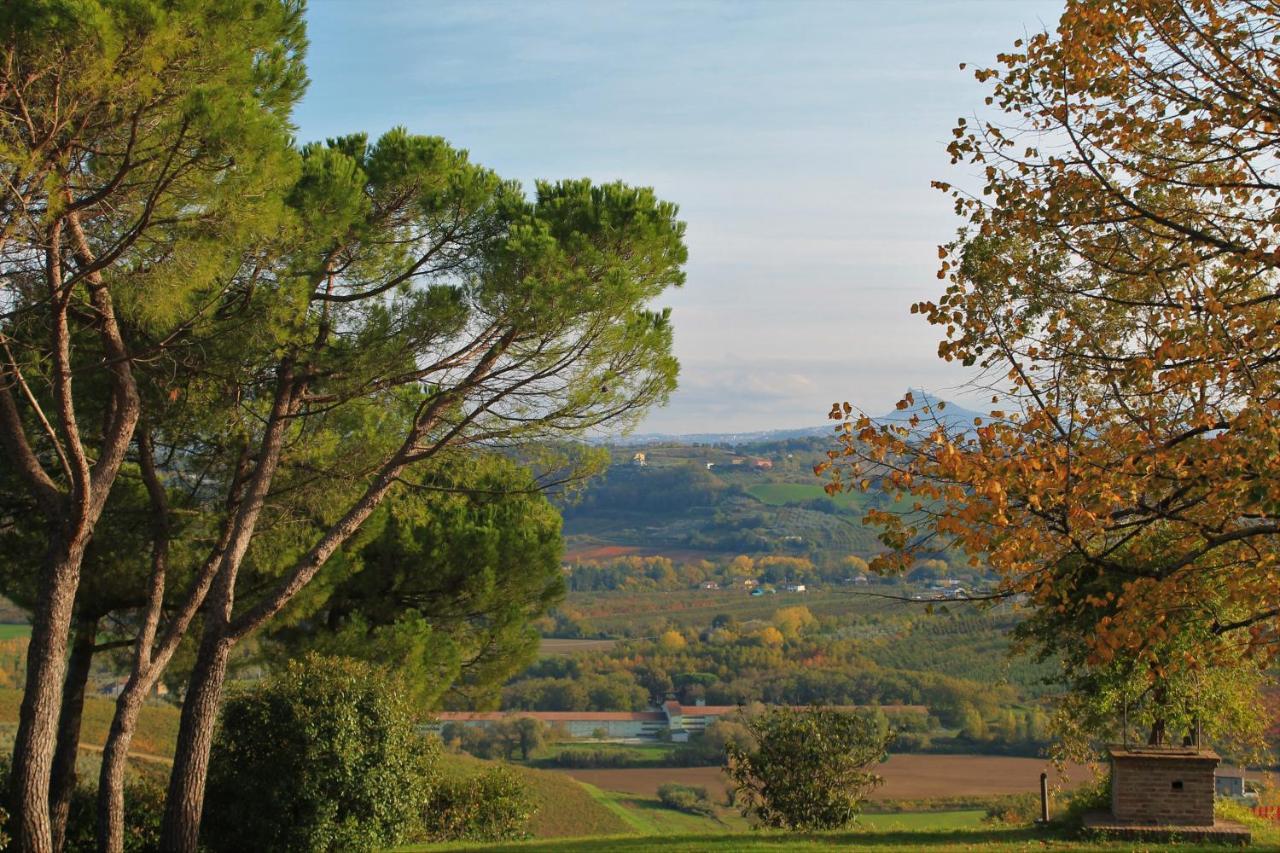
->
[1108,747,1218,826]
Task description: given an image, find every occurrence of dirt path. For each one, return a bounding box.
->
[77,741,172,765]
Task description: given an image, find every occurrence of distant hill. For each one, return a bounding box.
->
[606,391,987,446]
[873,389,987,435]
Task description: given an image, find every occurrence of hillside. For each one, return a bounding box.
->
[558,396,984,564]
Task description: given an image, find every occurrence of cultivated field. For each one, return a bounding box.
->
[550,755,1094,801]
[538,637,620,656]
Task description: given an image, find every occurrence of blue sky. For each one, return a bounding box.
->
[295,1,1063,434]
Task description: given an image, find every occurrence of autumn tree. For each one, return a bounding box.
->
[821,0,1280,751]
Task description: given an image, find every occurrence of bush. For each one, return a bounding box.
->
[725,706,891,830]
[421,766,537,842]
[982,791,1039,825]
[202,654,435,853]
[1058,772,1110,831]
[657,783,716,816]
[69,774,165,853]
[0,755,157,852]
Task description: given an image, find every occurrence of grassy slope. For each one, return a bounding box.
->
[437,752,631,839]
[0,687,179,758]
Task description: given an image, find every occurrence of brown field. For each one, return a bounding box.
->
[551,754,1094,801]
[538,637,620,655]
[563,544,724,563]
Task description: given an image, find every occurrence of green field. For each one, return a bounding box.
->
[532,740,679,768]
[403,823,1277,852]
[745,482,865,508]
[0,624,30,640]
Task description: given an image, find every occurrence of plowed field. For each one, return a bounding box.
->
[552,754,1093,800]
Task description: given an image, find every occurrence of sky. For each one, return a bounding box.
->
[295,0,1064,435]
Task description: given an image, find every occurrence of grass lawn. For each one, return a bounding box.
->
[855,810,985,831]
[576,784,737,836]
[400,822,1279,851]
[0,624,30,640]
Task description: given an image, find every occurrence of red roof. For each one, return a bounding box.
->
[434,711,663,722]
[432,703,929,724]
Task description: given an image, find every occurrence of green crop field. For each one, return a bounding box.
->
[0,624,30,640]
[746,482,865,508]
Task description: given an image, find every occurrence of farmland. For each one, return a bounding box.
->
[548,755,1094,802]
[745,482,865,508]
[538,637,620,656]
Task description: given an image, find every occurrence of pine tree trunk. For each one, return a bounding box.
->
[11,535,88,853]
[95,679,148,853]
[50,617,96,853]
[158,631,231,853]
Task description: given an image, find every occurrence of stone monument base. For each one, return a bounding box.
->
[1081,811,1251,845]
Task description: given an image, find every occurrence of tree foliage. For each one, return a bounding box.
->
[202,655,435,853]
[419,765,536,844]
[820,0,1280,749]
[268,454,565,708]
[724,706,890,830]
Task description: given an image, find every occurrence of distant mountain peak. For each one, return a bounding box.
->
[602,392,984,446]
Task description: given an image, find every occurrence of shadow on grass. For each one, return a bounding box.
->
[417,825,1059,851]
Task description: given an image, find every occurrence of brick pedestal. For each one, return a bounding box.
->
[1108,746,1218,826]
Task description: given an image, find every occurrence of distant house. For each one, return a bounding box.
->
[741,578,758,588]
[1215,767,1251,799]
[700,581,720,590]
[783,583,807,593]
[632,452,647,467]
[99,679,167,699]
[705,462,715,469]
[730,457,745,466]
[752,458,773,470]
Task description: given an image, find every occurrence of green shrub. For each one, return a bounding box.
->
[657,783,715,816]
[62,774,166,853]
[982,791,1039,825]
[202,654,435,853]
[1214,797,1270,830]
[725,706,891,831]
[421,766,536,842]
[1058,772,1110,830]
[0,755,157,852]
